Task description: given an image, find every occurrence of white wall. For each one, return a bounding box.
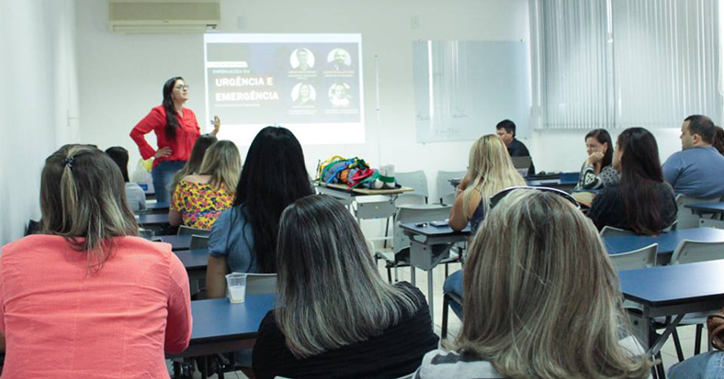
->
[0,0,80,246]
[75,0,530,202]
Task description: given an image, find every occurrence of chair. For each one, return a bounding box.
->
[190,235,209,250]
[177,225,211,236]
[664,240,724,361]
[138,228,154,239]
[675,194,720,229]
[441,291,463,339]
[375,204,453,283]
[600,226,635,237]
[609,243,657,272]
[395,170,429,206]
[436,170,466,205]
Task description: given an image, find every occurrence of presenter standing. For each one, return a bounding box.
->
[130,76,220,206]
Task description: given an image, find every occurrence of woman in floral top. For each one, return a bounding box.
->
[170,140,241,230]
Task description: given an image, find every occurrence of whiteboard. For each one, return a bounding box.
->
[413,41,530,143]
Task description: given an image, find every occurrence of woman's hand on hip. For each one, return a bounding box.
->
[154,146,172,159]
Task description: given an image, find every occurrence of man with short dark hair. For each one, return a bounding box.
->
[662,115,724,199]
[495,119,535,175]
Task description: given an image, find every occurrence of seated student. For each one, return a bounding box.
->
[444,135,526,316]
[663,115,724,199]
[206,126,313,296]
[575,128,620,190]
[252,195,439,379]
[170,140,240,230]
[495,119,535,175]
[105,146,147,212]
[713,126,724,155]
[588,127,677,234]
[169,133,218,198]
[416,189,652,379]
[0,144,192,378]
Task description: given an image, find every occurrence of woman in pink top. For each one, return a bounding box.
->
[0,144,192,378]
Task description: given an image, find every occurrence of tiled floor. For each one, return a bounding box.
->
[189,259,706,378]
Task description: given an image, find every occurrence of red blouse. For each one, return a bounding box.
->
[130,105,201,168]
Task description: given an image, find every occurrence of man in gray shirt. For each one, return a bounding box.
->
[662,115,724,199]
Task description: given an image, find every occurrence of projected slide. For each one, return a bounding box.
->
[204,34,365,144]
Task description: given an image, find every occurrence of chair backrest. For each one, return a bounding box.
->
[177,225,211,236]
[190,235,209,250]
[671,240,724,265]
[436,170,466,205]
[246,273,278,295]
[600,226,635,237]
[675,194,720,229]
[138,228,154,239]
[395,171,429,206]
[394,204,452,253]
[609,243,657,271]
[365,238,375,255]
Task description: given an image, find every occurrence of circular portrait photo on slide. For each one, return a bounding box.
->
[292,83,317,105]
[328,82,351,107]
[327,48,351,70]
[290,48,315,71]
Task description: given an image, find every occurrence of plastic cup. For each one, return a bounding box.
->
[225,273,247,303]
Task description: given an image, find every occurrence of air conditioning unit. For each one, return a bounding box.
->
[108,0,220,34]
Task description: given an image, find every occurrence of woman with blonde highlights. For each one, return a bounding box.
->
[417,189,652,379]
[169,139,241,230]
[444,134,526,317]
[449,134,526,231]
[252,195,438,379]
[0,144,192,378]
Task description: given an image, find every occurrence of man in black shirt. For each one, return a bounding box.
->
[496,119,535,176]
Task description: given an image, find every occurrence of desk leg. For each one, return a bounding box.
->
[410,266,416,286]
[428,269,434,327]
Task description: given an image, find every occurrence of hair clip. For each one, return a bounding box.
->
[64,157,75,169]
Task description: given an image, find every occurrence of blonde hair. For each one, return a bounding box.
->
[40,144,139,272]
[198,140,241,194]
[462,135,526,214]
[456,189,652,378]
[275,195,419,358]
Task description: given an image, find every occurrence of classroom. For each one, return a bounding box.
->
[1,0,723,378]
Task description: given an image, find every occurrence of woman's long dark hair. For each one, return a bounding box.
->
[618,127,666,235]
[713,126,724,155]
[584,129,614,168]
[162,76,184,141]
[231,126,313,273]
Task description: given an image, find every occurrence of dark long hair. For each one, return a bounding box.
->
[231,126,313,273]
[275,195,418,358]
[584,129,614,168]
[713,126,724,155]
[618,127,666,235]
[162,76,184,141]
[105,146,131,182]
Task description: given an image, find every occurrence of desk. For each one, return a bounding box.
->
[686,202,724,216]
[174,249,208,281]
[156,235,192,251]
[400,223,471,325]
[315,183,413,221]
[167,295,274,359]
[449,173,580,193]
[140,202,170,214]
[525,173,579,193]
[619,260,724,357]
[603,228,724,264]
[138,213,170,227]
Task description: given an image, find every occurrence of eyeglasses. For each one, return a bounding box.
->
[175,85,190,90]
[490,186,581,210]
